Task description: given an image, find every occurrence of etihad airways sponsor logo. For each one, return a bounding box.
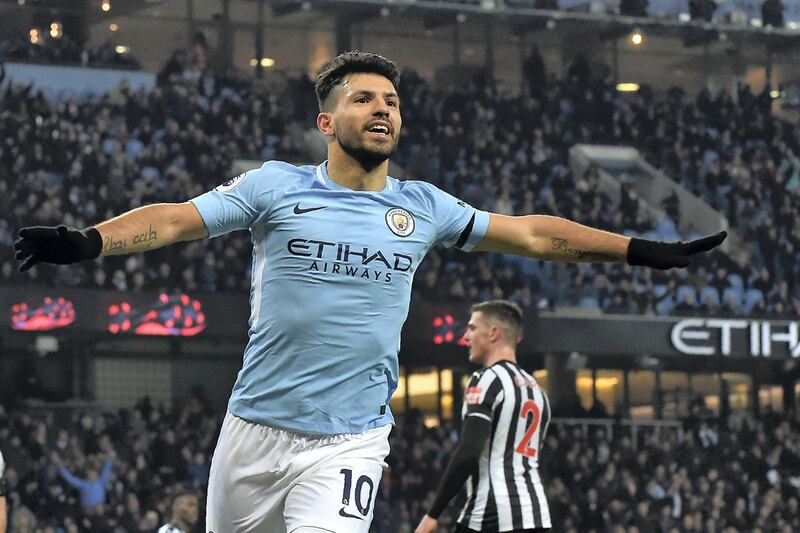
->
[286,238,413,284]
[671,318,800,358]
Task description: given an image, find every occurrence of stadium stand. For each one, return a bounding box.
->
[1,49,797,318]
[0,34,140,70]
[1,395,799,532]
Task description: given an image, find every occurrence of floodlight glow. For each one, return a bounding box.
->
[251,58,275,68]
[616,83,640,92]
[109,23,118,31]
[115,45,129,54]
[101,1,111,12]
[50,21,62,39]
[631,31,644,45]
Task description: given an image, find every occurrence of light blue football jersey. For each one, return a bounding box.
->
[190,160,490,434]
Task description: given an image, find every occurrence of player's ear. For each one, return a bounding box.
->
[316,112,335,137]
[490,325,502,343]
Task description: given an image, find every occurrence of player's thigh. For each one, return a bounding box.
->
[207,412,289,533]
[207,482,285,533]
[284,456,384,533]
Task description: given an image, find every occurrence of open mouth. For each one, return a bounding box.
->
[366,124,391,138]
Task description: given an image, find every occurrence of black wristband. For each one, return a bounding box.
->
[81,227,103,260]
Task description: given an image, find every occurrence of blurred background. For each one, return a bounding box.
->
[0,0,799,532]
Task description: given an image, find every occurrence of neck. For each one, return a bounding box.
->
[174,518,190,532]
[326,144,389,191]
[482,346,518,368]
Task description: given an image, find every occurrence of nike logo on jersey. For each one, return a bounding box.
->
[338,507,365,520]
[293,203,327,214]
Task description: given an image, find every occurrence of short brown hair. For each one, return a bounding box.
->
[471,300,523,342]
[314,50,400,110]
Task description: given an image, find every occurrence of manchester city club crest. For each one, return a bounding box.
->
[385,207,415,237]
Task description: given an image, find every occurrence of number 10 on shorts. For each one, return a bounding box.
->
[339,468,375,520]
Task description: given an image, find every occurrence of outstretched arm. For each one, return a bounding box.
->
[94,202,207,256]
[98,458,114,485]
[15,202,208,272]
[474,213,726,270]
[58,466,87,489]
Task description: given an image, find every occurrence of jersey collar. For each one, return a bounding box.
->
[316,161,394,193]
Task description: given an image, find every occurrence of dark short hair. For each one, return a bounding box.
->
[314,50,400,110]
[171,490,198,507]
[471,300,524,340]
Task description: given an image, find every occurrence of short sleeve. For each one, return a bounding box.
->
[464,369,504,421]
[425,183,490,252]
[189,161,281,237]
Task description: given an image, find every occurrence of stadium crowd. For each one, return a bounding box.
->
[0,34,140,70]
[1,391,799,532]
[0,45,798,318]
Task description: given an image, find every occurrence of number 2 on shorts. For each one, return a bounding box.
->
[339,468,375,519]
[515,400,541,457]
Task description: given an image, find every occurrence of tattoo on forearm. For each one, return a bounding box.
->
[132,225,158,248]
[103,235,128,252]
[550,238,617,262]
[102,226,158,253]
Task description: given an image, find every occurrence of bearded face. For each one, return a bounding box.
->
[326,73,402,169]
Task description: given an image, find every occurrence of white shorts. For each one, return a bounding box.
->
[206,411,391,533]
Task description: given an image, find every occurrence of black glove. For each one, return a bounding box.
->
[627,231,727,270]
[14,225,102,272]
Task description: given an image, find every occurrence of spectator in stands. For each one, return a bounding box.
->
[55,451,115,509]
[9,505,37,533]
[185,450,210,489]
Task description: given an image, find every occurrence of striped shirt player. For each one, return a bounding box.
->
[157,492,198,533]
[418,301,552,533]
[458,361,552,531]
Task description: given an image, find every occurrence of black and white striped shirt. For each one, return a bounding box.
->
[458,360,551,531]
